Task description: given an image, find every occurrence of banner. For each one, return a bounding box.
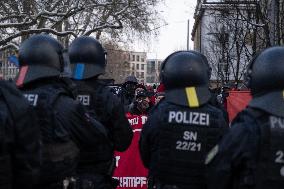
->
[113,114,148,189]
[226,90,252,122]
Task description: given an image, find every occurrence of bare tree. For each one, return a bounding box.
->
[103,40,131,83]
[203,1,256,88]
[0,0,164,50]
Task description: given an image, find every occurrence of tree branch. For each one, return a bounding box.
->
[0,28,77,46]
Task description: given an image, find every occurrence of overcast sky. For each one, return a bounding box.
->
[134,0,197,60]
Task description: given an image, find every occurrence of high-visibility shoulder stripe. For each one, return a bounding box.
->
[16,65,28,87]
[185,87,199,107]
[73,63,85,80]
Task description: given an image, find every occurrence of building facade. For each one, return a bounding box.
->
[104,49,131,84]
[129,51,147,83]
[146,59,163,85]
[104,50,147,84]
[192,0,257,88]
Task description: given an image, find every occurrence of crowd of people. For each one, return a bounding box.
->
[0,34,283,189]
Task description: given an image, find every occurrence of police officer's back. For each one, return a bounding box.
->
[15,34,107,189]
[69,36,133,188]
[0,80,40,189]
[139,51,228,189]
[207,46,284,189]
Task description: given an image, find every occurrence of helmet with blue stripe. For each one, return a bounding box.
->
[69,36,106,80]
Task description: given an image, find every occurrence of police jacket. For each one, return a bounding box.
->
[73,79,133,174]
[19,78,107,185]
[139,99,228,189]
[0,80,40,189]
[207,106,284,189]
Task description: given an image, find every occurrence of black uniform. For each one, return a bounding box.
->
[74,79,133,177]
[15,34,107,189]
[0,80,40,189]
[20,79,107,188]
[68,36,133,189]
[140,99,228,189]
[207,46,284,189]
[206,107,284,189]
[140,51,228,189]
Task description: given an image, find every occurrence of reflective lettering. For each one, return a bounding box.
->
[275,150,284,164]
[168,111,175,122]
[200,113,206,125]
[77,95,90,106]
[176,112,183,123]
[176,141,202,151]
[192,112,199,124]
[206,114,209,126]
[183,131,197,141]
[168,111,210,126]
[183,112,189,124]
[24,94,38,106]
[270,116,284,129]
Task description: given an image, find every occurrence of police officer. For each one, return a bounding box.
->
[0,80,40,189]
[206,46,284,189]
[15,34,107,189]
[139,50,228,189]
[68,36,133,189]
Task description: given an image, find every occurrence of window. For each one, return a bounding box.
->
[136,64,139,69]
[132,55,135,61]
[141,57,145,62]
[141,72,144,78]
[141,64,145,70]
[136,55,140,62]
[147,61,155,74]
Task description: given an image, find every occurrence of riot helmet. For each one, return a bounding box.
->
[69,36,106,80]
[247,46,284,117]
[160,50,210,89]
[160,50,211,107]
[246,46,284,95]
[16,34,65,86]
